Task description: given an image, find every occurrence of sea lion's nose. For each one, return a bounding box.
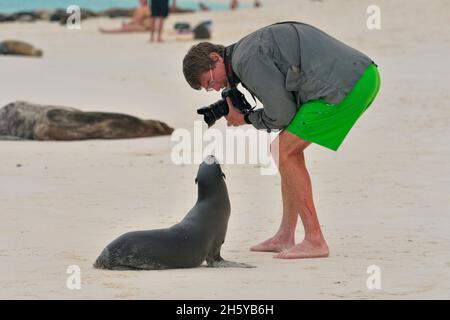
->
[204,155,218,165]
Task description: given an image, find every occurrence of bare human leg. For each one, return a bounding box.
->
[274,131,329,259]
[157,17,165,42]
[250,176,298,252]
[250,132,308,252]
[149,17,156,42]
[250,130,329,258]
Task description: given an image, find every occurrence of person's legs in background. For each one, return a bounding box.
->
[150,16,165,42]
[149,0,169,42]
[230,0,239,10]
[156,17,165,42]
[150,16,156,41]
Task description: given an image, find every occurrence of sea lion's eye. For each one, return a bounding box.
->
[195,178,198,184]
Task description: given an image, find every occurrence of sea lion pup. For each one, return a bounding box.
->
[0,40,43,57]
[0,101,173,140]
[94,155,254,270]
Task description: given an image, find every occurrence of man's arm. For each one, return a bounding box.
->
[236,54,298,130]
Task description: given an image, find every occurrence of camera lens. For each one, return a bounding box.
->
[197,99,229,127]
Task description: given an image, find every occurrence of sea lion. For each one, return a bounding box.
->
[94,155,253,270]
[0,101,173,140]
[0,40,43,57]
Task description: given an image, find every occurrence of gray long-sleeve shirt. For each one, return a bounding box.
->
[231,22,373,131]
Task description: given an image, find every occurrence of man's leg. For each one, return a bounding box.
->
[149,17,156,41]
[250,174,298,252]
[251,131,329,258]
[250,131,309,252]
[157,17,165,42]
[275,131,328,259]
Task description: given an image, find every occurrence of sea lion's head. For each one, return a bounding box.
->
[195,155,226,186]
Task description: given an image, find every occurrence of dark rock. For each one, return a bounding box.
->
[10,11,40,22]
[0,13,20,23]
[49,9,68,23]
[0,6,195,24]
[81,9,98,18]
[193,20,212,39]
[49,8,98,25]
[34,10,52,20]
[193,25,210,39]
[170,6,195,14]
[99,8,134,18]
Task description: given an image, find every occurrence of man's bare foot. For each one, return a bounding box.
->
[274,239,329,259]
[250,236,295,252]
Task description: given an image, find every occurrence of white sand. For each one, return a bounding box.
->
[0,0,449,299]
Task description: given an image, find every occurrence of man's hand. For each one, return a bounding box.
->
[224,97,246,127]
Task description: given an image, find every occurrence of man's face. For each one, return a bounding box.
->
[198,53,228,92]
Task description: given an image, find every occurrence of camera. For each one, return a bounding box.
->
[197,87,253,127]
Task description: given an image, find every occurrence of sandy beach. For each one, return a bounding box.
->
[1,0,449,299]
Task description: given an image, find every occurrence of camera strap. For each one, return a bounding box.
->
[224,44,257,110]
[224,44,237,88]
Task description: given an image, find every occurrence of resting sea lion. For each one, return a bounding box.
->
[0,40,43,57]
[0,101,173,140]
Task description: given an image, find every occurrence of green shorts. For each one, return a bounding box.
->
[286,63,381,151]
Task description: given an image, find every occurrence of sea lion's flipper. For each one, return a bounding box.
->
[206,255,255,268]
[206,242,255,268]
